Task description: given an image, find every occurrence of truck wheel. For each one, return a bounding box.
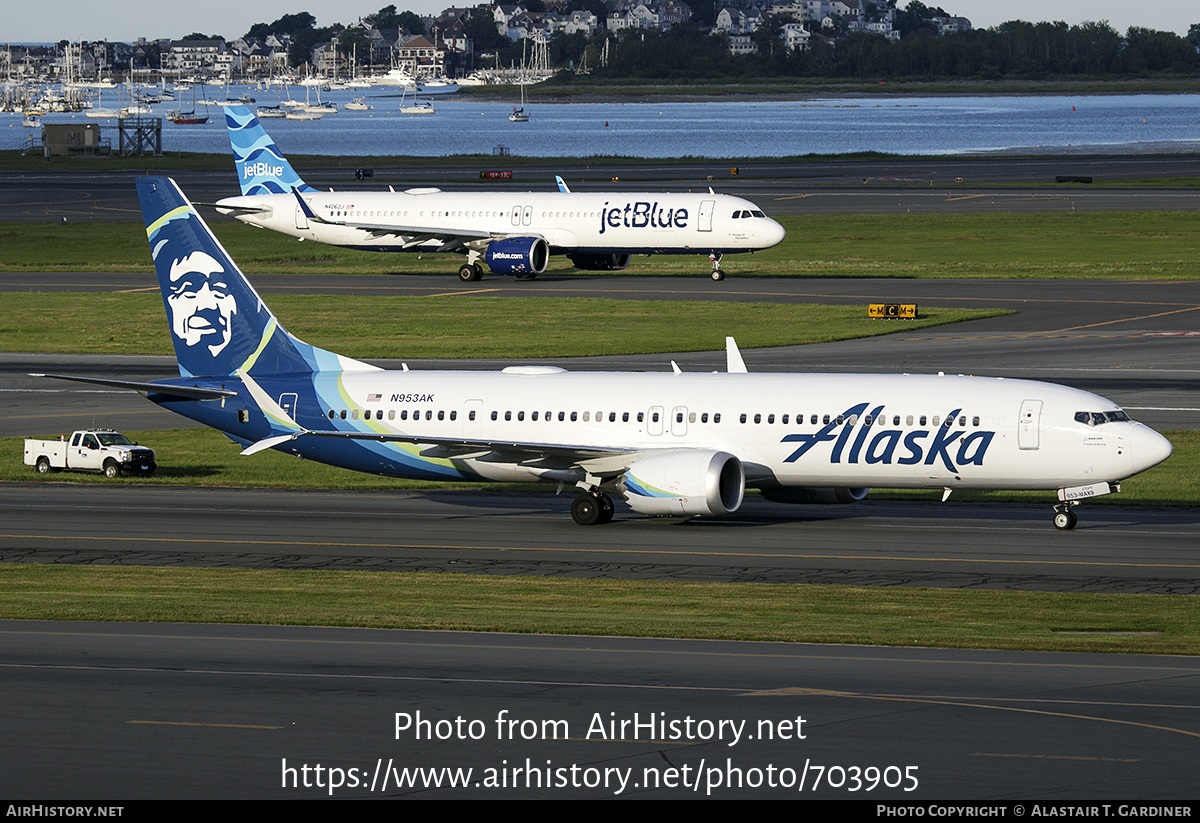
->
[35,457,51,474]
[103,460,122,479]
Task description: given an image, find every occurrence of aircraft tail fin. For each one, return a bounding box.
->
[137,177,363,379]
[222,105,317,196]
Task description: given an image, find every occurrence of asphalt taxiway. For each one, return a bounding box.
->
[3,484,1198,592]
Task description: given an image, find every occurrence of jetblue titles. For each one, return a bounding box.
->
[599,201,689,235]
[243,161,284,179]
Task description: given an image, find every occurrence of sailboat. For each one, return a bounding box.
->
[169,84,208,124]
[399,87,434,114]
[509,39,530,123]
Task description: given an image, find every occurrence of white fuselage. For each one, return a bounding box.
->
[217,189,786,256]
[308,368,1170,492]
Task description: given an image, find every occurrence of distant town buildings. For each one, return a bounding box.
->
[2,1,970,81]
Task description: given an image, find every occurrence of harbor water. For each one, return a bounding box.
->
[6,88,1200,158]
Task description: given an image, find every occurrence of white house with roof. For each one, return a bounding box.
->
[779,21,811,51]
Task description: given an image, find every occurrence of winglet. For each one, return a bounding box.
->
[291,188,326,224]
[555,175,571,193]
[236,368,303,431]
[725,337,748,373]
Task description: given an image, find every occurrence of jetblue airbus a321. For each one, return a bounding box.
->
[40,178,1172,529]
[213,106,785,281]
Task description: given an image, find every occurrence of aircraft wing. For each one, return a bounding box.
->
[289,189,497,250]
[234,369,634,473]
[302,429,630,461]
[244,428,640,477]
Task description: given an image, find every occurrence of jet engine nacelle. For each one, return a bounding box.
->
[567,252,631,271]
[760,487,870,505]
[621,450,744,517]
[486,237,549,274]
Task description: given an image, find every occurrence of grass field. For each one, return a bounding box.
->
[3,210,1200,279]
[1,564,1197,655]
[0,293,1005,357]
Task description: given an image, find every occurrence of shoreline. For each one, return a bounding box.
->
[456,77,1200,104]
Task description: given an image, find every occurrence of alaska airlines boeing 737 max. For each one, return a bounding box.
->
[213,106,785,281]
[38,178,1172,529]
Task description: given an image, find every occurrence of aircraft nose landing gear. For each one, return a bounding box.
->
[709,252,726,281]
[1052,501,1079,530]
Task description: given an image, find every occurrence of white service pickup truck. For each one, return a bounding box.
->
[24,429,156,478]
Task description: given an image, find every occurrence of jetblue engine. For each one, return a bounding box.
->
[620,450,744,517]
[486,237,549,275]
[760,487,869,505]
[566,252,631,271]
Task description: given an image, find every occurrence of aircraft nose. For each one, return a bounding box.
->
[1129,424,1173,474]
[762,218,786,249]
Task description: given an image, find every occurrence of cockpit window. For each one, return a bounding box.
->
[751,210,766,218]
[1075,410,1131,426]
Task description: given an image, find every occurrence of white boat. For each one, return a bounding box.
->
[509,41,531,122]
[456,72,493,86]
[285,110,323,120]
[373,67,417,88]
[344,97,373,111]
[399,88,434,115]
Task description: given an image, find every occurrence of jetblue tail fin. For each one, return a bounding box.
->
[222,105,316,196]
[137,177,355,379]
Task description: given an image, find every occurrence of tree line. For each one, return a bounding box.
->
[235,6,1200,80]
[580,20,1200,81]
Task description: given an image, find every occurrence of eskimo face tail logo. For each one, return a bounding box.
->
[166,251,238,357]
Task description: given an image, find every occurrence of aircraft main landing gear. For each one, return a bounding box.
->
[458,250,485,282]
[1052,501,1079,530]
[709,252,726,281]
[571,491,615,525]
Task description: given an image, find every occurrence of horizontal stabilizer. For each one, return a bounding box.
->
[198,201,271,215]
[31,373,237,399]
